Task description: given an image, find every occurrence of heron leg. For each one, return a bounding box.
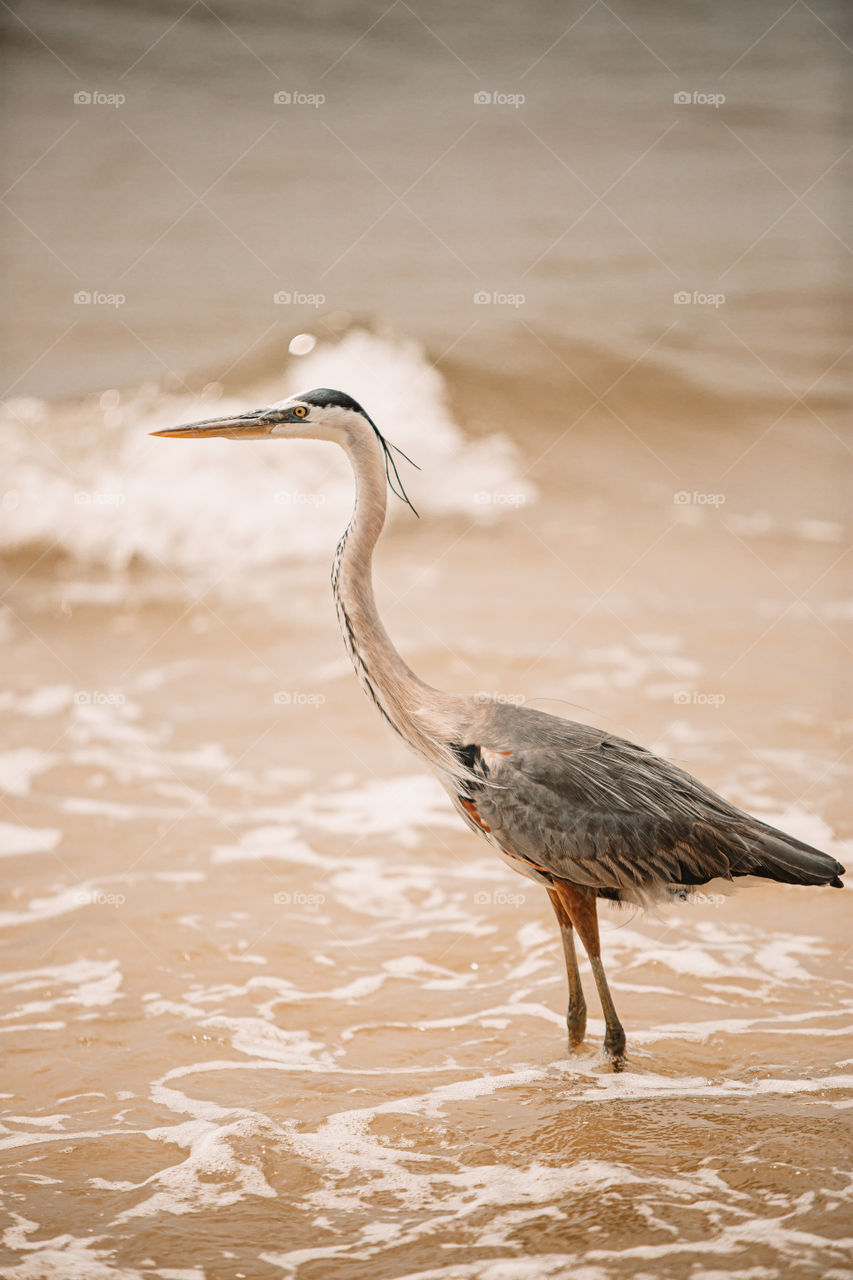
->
[551,881,626,1070]
[547,887,587,1050]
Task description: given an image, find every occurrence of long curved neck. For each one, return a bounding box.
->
[332,425,465,776]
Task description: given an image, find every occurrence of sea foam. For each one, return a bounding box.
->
[1,330,534,576]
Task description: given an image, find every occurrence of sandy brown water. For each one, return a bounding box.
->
[2,0,852,1275]
[2,382,852,1278]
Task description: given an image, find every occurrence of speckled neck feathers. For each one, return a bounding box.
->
[330,419,468,780]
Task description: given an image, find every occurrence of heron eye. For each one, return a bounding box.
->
[293,406,308,418]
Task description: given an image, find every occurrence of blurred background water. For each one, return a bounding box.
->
[1,3,851,1278]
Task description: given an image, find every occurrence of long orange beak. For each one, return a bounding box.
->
[150,410,275,440]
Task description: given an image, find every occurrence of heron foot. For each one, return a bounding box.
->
[603,1026,627,1072]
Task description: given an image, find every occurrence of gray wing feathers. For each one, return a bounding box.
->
[463,703,844,891]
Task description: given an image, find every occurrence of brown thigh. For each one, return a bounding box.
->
[549,881,601,958]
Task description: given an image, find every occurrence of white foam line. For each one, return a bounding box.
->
[340,1001,564,1041]
[0,748,56,797]
[333,1004,853,1050]
[0,1021,65,1034]
[5,1113,70,1130]
[585,1217,853,1263]
[335,1262,604,1280]
[0,958,122,1006]
[628,1004,853,1045]
[0,1126,149,1152]
[570,1072,853,1105]
[60,797,190,820]
[0,1222,146,1279]
[0,820,61,857]
[260,1243,355,1275]
[156,1058,485,1083]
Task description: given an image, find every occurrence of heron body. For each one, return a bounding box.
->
[154,388,845,1068]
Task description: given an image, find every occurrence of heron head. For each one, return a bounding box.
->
[151,387,420,512]
[150,388,370,443]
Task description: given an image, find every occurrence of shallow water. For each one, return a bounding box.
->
[2,1,852,1275]
[2,402,851,1275]
[2,0,849,404]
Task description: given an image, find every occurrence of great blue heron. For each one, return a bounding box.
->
[154,388,845,1068]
